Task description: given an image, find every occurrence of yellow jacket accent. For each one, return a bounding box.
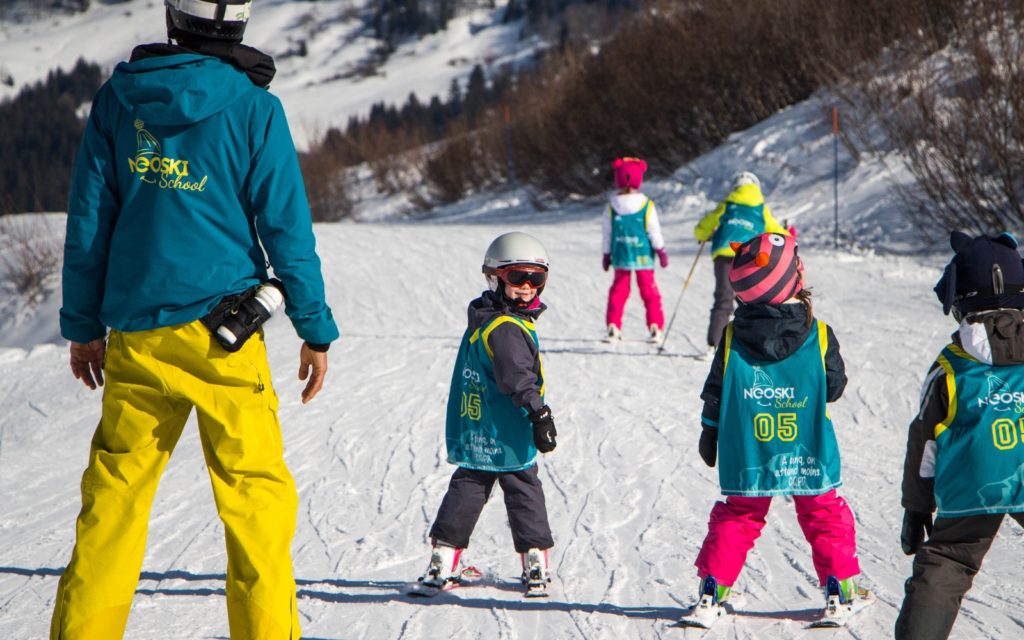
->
[934,353,959,439]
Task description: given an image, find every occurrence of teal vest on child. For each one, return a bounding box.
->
[711,202,766,255]
[717,320,842,496]
[610,198,654,270]
[445,315,545,472]
[932,345,1024,517]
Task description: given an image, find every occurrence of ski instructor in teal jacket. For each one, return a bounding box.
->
[52,2,338,639]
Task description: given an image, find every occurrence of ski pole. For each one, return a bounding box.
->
[658,240,707,354]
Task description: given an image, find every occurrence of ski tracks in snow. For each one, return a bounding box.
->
[2,224,1022,638]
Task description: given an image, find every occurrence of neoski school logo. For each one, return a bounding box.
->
[744,366,807,409]
[726,217,755,231]
[128,120,208,192]
[977,372,1024,412]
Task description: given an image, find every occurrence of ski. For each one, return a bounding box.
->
[807,587,876,628]
[406,579,459,598]
[406,566,481,598]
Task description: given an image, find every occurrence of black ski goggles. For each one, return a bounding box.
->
[496,266,547,288]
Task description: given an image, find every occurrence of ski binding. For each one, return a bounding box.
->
[808,578,876,628]
[674,579,744,630]
[521,569,551,598]
[674,599,727,629]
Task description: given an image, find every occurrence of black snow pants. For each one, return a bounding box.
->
[894,511,1024,640]
[706,256,735,348]
[429,464,554,553]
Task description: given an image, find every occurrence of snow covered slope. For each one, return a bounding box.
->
[1,7,1015,633]
[2,194,1023,639]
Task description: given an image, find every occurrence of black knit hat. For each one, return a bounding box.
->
[934,230,1024,316]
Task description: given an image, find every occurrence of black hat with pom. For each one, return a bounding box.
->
[934,230,1024,317]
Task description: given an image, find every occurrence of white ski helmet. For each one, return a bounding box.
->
[482,232,549,292]
[166,0,251,43]
[732,171,761,190]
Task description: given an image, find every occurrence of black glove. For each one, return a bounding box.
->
[900,509,933,555]
[698,426,718,467]
[529,405,557,453]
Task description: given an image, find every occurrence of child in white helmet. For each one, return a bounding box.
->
[410,232,557,598]
[693,171,789,352]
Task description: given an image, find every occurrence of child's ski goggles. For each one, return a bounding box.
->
[495,265,547,288]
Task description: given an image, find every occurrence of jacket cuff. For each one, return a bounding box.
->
[60,319,107,345]
[304,341,331,353]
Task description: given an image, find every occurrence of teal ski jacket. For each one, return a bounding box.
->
[61,50,338,345]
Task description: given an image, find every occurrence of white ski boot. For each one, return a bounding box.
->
[676,575,734,629]
[408,544,462,597]
[520,548,551,598]
[809,575,876,628]
[604,324,622,343]
[647,324,663,344]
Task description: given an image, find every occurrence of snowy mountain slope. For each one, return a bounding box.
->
[3,202,1023,638]
[0,0,538,149]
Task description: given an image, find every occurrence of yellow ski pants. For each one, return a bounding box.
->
[50,320,301,639]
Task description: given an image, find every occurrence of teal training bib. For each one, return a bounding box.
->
[445,315,545,472]
[717,320,842,496]
[610,199,654,270]
[932,345,1024,517]
[711,202,765,255]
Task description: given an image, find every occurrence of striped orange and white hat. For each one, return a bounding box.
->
[728,232,803,304]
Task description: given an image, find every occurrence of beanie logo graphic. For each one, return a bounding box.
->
[127,119,208,193]
[977,373,1024,412]
[131,119,161,184]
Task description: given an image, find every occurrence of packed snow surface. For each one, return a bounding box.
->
[2,204,1023,638]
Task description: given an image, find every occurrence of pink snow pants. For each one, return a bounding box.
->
[694,490,860,587]
[606,268,665,330]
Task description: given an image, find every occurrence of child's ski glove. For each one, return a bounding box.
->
[694,226,713,242]
[698,426,718,467]
[656,248,669,268]
[602,253,611,272]
[529,406,557,453]
[900,509,934,555]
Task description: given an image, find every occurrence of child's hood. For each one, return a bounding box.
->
[609,192,648,214]
[109,52,254,126]
[731,302,811,361]
[955,309,1024,365]
[725,183,765,207]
